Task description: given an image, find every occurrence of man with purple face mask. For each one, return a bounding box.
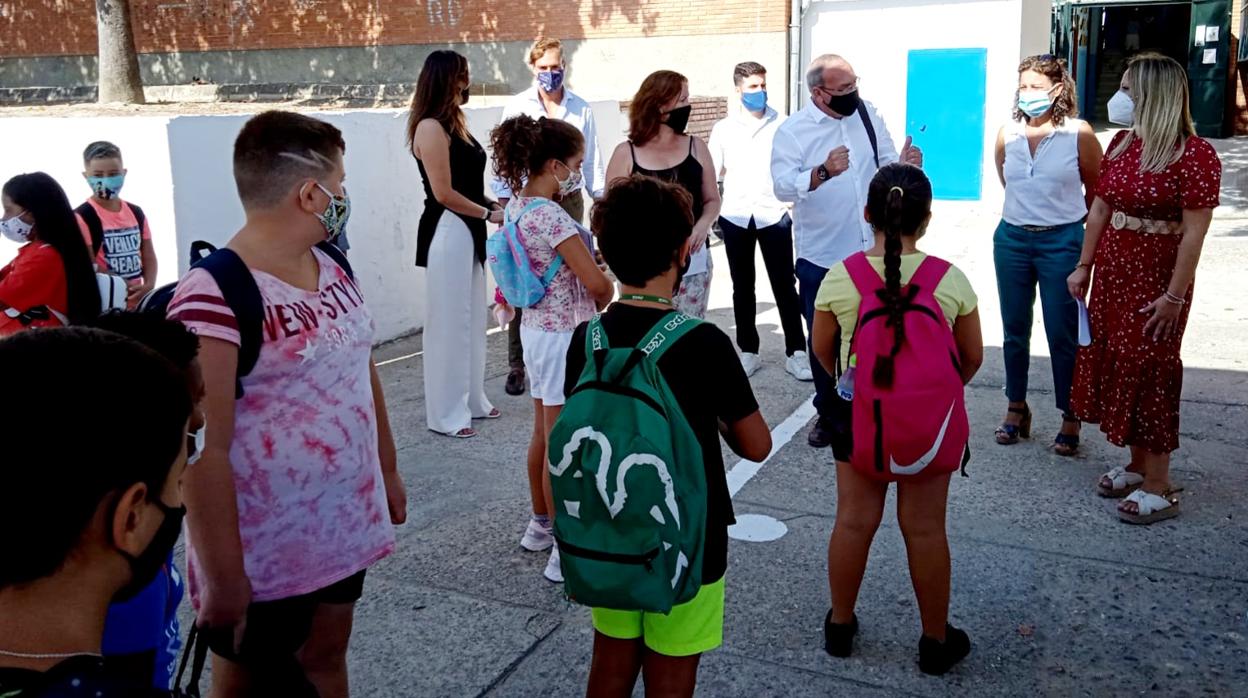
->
[493,37,606,397]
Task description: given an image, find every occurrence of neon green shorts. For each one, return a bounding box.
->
[590,577,725,657]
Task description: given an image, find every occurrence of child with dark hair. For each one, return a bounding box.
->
[810,163,983,675]
[0,327,192,697]
[0,173,101,334]
[90,311,204,691]
[76,141,159,308]
[166,110,407,696]
[489,114,614,583]
[568,174,770,697]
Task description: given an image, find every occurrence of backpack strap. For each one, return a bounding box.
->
[636,311,701,363]
[315,240,355,281]
[856,101,880,168]
[75,203,105,255]
[906,255,952,298]
[586,314,610,379]
[193,249,264,399]
[188,240,217,267]
[128,202,147,237]
[842,252,883,297]
[506,200,565,284]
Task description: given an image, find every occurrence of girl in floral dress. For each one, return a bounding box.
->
[1066,53,1221,525]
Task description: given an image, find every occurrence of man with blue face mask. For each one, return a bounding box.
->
[709,61,810,382]
[493,37,606,396]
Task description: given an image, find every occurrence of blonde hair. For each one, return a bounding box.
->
[1109,52,1196,173]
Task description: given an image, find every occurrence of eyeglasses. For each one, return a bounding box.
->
[818,77,860,96]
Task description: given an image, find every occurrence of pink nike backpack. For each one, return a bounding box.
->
[843,252,969,482]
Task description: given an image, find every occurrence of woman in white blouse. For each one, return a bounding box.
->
[992,54,1102,456]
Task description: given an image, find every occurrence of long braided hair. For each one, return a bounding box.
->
[864,163,932,388]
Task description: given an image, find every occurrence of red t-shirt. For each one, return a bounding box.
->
[0,243,69,336]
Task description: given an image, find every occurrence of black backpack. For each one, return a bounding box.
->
[76,201,146,257]
[141,240,354,398]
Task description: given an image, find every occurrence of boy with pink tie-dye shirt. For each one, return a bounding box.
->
[167,111,406,696]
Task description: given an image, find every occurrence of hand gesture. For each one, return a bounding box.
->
[900,136,923,167]
[823,146,850,177]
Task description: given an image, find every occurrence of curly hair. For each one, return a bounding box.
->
[489,115,584,193]
[628,70,688,146]
[1012,54,1078,126]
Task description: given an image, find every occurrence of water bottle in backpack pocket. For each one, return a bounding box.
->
[487,200,564,308]
[548,312,706,613]
[843,253,970,482]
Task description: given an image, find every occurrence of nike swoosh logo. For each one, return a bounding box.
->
[889,402,955,475]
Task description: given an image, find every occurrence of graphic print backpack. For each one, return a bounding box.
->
[549,311,706,613]
[844,252,969,481]
[143,240,354,398]
[486,200,563,308]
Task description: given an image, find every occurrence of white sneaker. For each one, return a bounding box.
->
[786,351,815,381]
[543,544,564,583]
[520,517,554,552]
[740,352,762,377]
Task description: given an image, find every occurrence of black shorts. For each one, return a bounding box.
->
[202,570,367,695]
[828,392,854,464]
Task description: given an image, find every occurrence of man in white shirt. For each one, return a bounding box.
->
[493,37,606,396]
[710,61,810,382]
[771,53,923,448]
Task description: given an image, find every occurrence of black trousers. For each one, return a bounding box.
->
[717,214,806,356]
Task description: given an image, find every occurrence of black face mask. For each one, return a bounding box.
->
[823,88,861,117]
[673,250,692,294]
[663,105,692,134]
[460,87,471,105]
[113,497,186,602]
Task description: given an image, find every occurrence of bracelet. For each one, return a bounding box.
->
[1076,262,1092,270]
[1163,291,1186,306]
[481,207,491,220]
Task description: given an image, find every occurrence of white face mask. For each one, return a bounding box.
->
[0,213,33,244]
[1108,90,1135,126]
[554,160,583,198]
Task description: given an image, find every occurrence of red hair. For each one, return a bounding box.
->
[628,70,687,146]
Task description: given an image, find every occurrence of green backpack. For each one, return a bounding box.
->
[549,311,707,614]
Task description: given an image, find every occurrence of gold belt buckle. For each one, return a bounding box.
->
[1111,211,1128,230]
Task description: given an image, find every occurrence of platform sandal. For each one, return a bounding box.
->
[994,404,1031,445]
[1053,412,1080,457]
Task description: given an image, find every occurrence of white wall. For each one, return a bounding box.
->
[0,101,624,343]
[802,0,1026,205]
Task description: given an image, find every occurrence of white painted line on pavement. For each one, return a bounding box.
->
[726,395,816,498]
[375,325,507,367]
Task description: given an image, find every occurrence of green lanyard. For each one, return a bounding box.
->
[619,294,672,306]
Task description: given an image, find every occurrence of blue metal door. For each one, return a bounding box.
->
[905,48,987,200]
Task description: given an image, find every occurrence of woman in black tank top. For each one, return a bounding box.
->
[406,50,502,438]
[606,70,721,319]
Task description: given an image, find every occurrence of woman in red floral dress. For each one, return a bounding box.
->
[1066,53,1221,525]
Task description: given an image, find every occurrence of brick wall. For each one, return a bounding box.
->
[617,96,728,143]
[1,0,787,59]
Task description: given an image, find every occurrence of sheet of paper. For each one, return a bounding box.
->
[1077,297,1092,347]
[1204,48,1217,64]
[686,246,708,276]
[1206,26,1220,43]
[1195,25,1206,46]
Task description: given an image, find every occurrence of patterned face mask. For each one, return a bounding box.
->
[314,183,351,241]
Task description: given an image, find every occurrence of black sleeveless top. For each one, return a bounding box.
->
[629,136,704,220]
[415,131,489,268]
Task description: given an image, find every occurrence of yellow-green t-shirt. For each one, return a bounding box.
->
[813,253,978,368]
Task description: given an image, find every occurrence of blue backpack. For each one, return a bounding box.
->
[487,200,563,308]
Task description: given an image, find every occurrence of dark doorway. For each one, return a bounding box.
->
[1089,3,1192,122]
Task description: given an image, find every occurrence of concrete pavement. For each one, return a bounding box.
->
[349,185,1248,696]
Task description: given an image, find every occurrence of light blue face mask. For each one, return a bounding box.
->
[88,174,126,200]
[1017,89,1055,118]
[741,89,768,112]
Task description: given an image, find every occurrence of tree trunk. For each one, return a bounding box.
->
[96,0,145,104]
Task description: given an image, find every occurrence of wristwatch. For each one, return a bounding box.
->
[481,207,492,220]
[816,164,830,182]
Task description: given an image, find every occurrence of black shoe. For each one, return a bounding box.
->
[823,610,857,658]
[918,624,970,676]
[807,417,833,448]
[505,368,526,396]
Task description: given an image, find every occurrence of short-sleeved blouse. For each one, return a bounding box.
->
[1097,131,1221,221]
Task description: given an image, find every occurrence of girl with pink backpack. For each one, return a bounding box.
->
[810,163,984,675]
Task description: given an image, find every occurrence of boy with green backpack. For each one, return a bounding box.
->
[551,175,771,697]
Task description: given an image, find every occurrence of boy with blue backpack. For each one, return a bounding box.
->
[488,115,614,584]
[551,174,770,697]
